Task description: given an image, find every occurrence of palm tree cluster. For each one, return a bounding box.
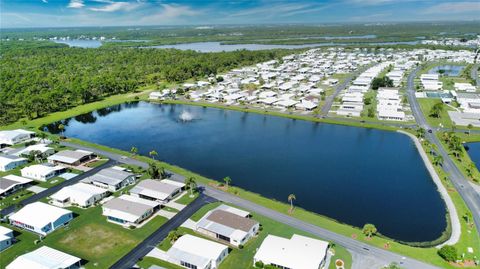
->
[185,177,197,197]
[441,132,464,160]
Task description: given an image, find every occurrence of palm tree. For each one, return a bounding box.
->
[467,124,473,136]
[149,150,158,160]
[433,155,444,166]
[288,194,296,213]
[464,211,473,225]
[130,146,138,156]
[362,223,377,238]
[58,124,65,137]
[185,177,197,197]
[147,162,160,179]
[38,132,47,143]
[416,127,425,139]
[223,176,231,189]
[167,229,180,243]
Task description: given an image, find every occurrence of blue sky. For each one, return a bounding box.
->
[1,0,479,28]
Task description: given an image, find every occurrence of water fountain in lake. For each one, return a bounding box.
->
[179,111,194,122]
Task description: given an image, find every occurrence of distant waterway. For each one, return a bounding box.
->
[46,102,447,242]
[429,65,465,77]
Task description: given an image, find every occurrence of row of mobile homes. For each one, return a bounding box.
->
[47,149,95,166]
[21,164,66,181]
[102,194,159,226]
[0,129,35,148]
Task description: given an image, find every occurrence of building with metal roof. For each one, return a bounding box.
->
[130,179,184,203]
[0,155,28,172]
[85,167,135,191]
[6,246,81,269]
[196,205,259,247]
[20,163,66,182]
[102,194,159,226]
[0,175,33,197]
[0,226,14,251]
[0,129,35,147]
[9,202,73,236]
[50,182,109,208]
[166,234,229,269]
[47,149,95,166]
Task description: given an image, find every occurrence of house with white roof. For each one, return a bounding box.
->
[0,129,35,147]
[9,202,73,236]
[166,234,229,269]
[129,179,185,204]
[253,234,329,269]
[0,175,33,197]
[50,182,109,208]
[6,246,81,269]
[0,155,28,172]
[0,226,14,251]
[295,100,317,111]
[47,149,95,166]
[85,167,136,191]
[196,205,259,247]
[21,164,66,181]
[455,82,476,92]
[102,194,159,226]
[14,144,55,157]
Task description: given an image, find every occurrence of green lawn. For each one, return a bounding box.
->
[0,206,169,268]
[85,158,109,168]
[174,192,199,205]
[417,98,455,129]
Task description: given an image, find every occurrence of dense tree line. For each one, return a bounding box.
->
[0,43,292,125]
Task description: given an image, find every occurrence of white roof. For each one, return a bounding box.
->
[167,234,227,267]
[0,226,13,237]
[103,194,158,222]
[254,234,329,269]
[215,204,250,217]
[15,144,54,156]
[0,175,33,195]
[9,202,72,228]
[129,179,183,201]
[0,155,27,166]
[0,129,34,143]
[21,164,64,177]
[6,246,80,269]
[50,182,108,203]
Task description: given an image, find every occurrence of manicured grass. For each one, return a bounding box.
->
[174,192,199,205]
[137,257,185,269]
[162,206,179,213]
[85,158,109,168]
[0,189,34,210]
[0,225,39,268]
[417,98,455,129]
[1,206,169,268]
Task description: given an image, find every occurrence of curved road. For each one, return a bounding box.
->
[62,141,442,269]
[406,67,480,239]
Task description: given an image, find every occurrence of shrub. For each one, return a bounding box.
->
[254,261,264,268]
[238,244,244,249]
[438,245,457,262]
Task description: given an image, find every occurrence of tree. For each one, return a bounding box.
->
[363,96,372,106]
[367,107,375,118]
[130,146,138,156]
[167,229,180,243]
[38,132,47,143]
[58,124,65,137]
[362,223,377,238]
[147,162,160,179]
[437,245,457,262]
[463,211,473,225]
[185,177,197,197]
[467,124,473,136]
[223,176,232,189]
[433,155,444,166]
[288,194,296,213]
[149,150,158,160]
[383,262,403,269]
[416,127,426,139]
[371,77,394,90]
[429,102,444,118]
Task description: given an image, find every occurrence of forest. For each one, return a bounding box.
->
[0,41,293,125]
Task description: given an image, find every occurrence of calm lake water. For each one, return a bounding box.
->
[146,41,419,52]
[54,39,419,51]
[46,102,446,242]
[466,143,480,169]
[429,65,465,77]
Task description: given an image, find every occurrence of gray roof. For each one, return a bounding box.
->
[130,179,180,199]
[103,197,154,217]
[0,178,18,190]
[457,92,480,99]
[47,150,93,164]
[88,168,133,186]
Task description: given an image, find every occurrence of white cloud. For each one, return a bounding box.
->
[231,3,312,17]
[136,4,201,25]
[41,0,48,3]
[422,1,480,14]
[67,0,84,9]
[89,1,142,12]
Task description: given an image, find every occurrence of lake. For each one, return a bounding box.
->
[46,102,446,242]
[429,65,465,77]
[146,41,419,53]
[466,143,480,170]
[54,39,419,51]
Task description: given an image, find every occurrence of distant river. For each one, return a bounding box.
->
[46,102,446,242]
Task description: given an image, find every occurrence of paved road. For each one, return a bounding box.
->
[109,194,217,269]
[406,67,480,239]
[0,159,115,216]
[64,142,442,269]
